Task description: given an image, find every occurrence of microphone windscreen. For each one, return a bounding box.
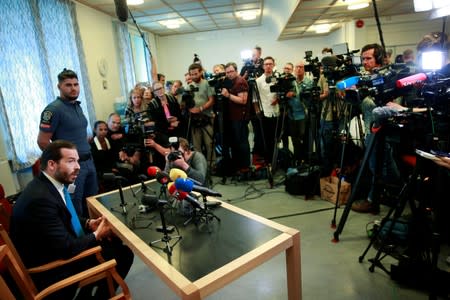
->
[169,168,187,181]
[321,56,337,67]
[177,191,188,200]
[167,182,177,195]
[396,73,427,88]
[155,172,169,184]
[174,178,194,192]
[336,76,360,90]
[147,166,161,177]
[114,0,128,22]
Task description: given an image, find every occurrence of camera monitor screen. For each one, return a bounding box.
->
[333,42,349,55]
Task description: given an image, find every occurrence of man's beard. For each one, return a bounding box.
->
[55,169,77,185]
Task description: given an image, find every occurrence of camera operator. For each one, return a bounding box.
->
[187,63,216,165]
[288,61,313,165]
[106,113,141,178]
[163,137,208,185]
[240,46,264,80]
[255,56,280,164]
[220,62,251,175]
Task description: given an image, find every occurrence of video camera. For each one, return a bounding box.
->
[304,51,321,79]
[123,121,157,155]
[242,58,263,81]
[180,84,198,110]
[344,64,415,106]
[268,72,296,97]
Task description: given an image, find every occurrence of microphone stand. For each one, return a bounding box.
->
[150,200,182,255]
[110,178,128,215]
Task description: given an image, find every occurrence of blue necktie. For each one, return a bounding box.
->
[63,186,84,237]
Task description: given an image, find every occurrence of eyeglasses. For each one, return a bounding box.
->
[153,87,164,92]
[264,62,274,66]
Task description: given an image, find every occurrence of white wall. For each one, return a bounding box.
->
[355,12,450,58]
[75,2,123,122]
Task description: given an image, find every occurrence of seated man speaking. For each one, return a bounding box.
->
[10,140,134,299]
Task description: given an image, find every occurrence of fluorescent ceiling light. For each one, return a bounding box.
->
[430,4,450,18]
[347,2,369,10]
[414,0,432,11]
[127,0,144,5]
[315,24,331,33]
[236,10,260,21]
[159,19,185,29]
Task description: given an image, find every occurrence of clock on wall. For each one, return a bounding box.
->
[97,58,108,77]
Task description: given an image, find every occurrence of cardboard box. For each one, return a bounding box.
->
[320,176,351,205]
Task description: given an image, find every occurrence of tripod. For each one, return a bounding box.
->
[332,122,397,242]
[150,199,182,255]
[248,78,274,187]
[330,102,365,228]
[270,95,289,174]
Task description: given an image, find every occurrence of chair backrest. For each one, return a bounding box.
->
[0,224,38,299]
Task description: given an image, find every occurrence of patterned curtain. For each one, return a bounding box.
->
[0,0,95,170]
[113,21,136,97]
[143,31,154,82]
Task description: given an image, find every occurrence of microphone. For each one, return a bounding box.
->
[147,166,160,177]
[174,178,222,197]
[336,76,360,90]
[179,193,203,209]
[114,0,128,22]
[103,173,127,182]
[321,56,338,68]
[147,166,170,185]
[396,73,427,88]
[138,174,148,193]
[169,168,203,186]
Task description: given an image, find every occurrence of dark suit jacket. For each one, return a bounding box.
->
[10,173,97,269]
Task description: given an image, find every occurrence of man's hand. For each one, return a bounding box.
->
[434,156,450,170]
[221,88,230,98]
[94,217,112,241]
[172,157,190,171]
[110,133,123,140]
[286,91,295,98]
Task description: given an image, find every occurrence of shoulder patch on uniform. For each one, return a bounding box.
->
[41,110,53,123]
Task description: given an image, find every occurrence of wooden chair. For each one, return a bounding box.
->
[0,224,131,300]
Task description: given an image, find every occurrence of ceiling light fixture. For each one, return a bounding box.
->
[315,24,331,34]
[342,0,369,10]
[159,19,185,29]
[236,10,260,21]
[127,0,144,5]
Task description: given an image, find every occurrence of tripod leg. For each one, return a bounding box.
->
[333,131,378,242]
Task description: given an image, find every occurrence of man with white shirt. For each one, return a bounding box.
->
[255,56,279,164]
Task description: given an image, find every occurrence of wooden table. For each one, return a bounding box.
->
[87,182,301,299]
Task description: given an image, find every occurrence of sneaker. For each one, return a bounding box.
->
[351,200,379,214]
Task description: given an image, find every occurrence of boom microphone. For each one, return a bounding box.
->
[114,0,128,22]
[396,73,427,88]
[336,76,360,90]
[174,178,222,197]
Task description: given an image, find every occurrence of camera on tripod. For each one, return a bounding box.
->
[268,72,296,98]
[181,84,198,110]
[304,51,321,79]
[124,121,157,154]
[346,64,414,106]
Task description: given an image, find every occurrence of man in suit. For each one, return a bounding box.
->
[10,140,133,299]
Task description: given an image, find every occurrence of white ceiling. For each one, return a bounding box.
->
[75,0,416,40]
